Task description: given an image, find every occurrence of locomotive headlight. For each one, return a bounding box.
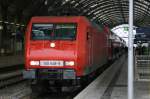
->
[65,61,75,66]
[50,43,55,48]
[30,61,39,66]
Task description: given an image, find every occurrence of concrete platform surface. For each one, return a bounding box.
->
[74,55,126,99]
[0,54,24,68]
[110,60,150,99]
[74,55,150,99]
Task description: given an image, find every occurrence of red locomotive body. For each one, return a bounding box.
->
[24,16,109,78]
[23,16,112,92]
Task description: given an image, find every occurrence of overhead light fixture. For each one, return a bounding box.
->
[4,21,9,24]
[0,25,3,30]
[65,0,68,1]
[44,0,48,5]
[10,22,15,25]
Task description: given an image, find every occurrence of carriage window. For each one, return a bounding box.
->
[31,23,77,40]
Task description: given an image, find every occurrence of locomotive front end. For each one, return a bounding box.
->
[24,22,79,81]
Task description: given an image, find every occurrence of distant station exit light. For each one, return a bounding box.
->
[124,27,129,32]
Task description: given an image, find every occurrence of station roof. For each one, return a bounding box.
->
[0,0,150,27]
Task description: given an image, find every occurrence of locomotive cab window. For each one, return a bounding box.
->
[31,23,77,40]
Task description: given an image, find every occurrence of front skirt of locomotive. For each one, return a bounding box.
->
[23,69,76,80]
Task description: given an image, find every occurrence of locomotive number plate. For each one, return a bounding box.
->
[40,60,64,66]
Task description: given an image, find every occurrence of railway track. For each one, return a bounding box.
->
[0,64,78,99]
[0,64,24,88]
[0,81,31,99]
[33,93,75,99]
[0,64,32,99]
[0,58,117,99]
[28,88,81,99]
[22,62,115,99]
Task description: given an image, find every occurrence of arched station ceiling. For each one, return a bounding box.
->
[0,0,150,27]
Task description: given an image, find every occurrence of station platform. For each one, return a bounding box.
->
[74,55,150,99]
[0,54,24,68]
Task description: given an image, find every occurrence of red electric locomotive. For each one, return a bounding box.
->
[23,16,111,92]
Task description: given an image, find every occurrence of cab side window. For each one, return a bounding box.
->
[87,32,92,40]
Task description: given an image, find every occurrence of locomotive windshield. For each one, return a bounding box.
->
[31,23,77,40]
